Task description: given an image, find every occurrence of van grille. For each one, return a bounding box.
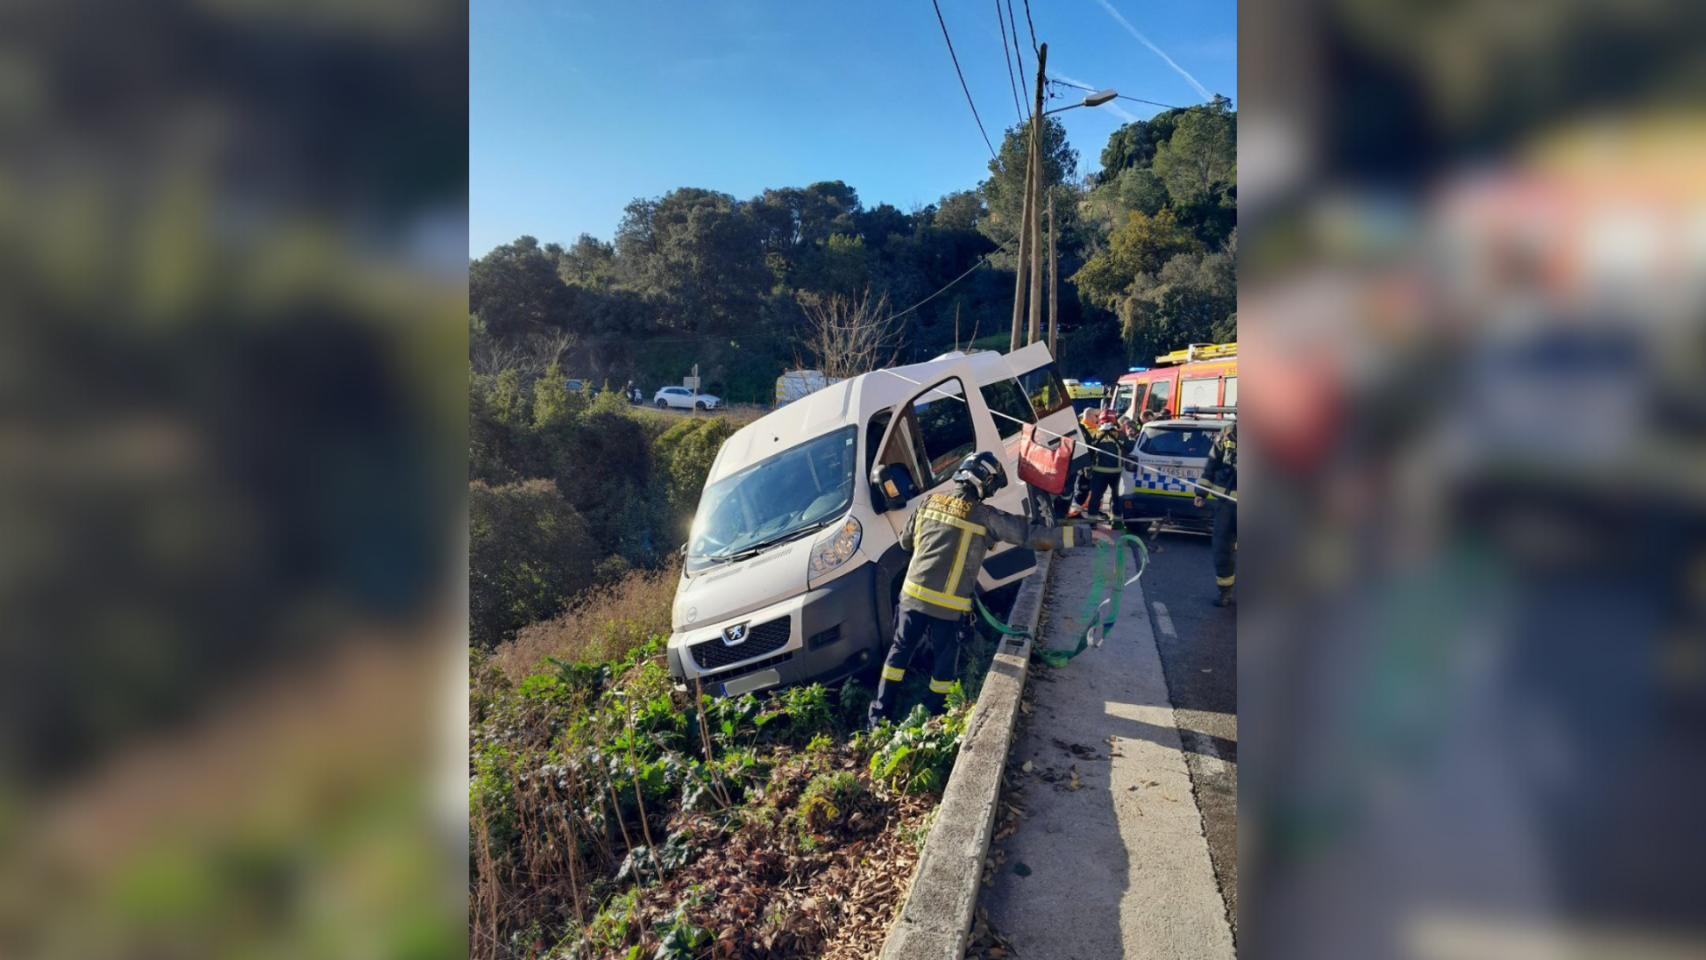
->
[690,617,791,671]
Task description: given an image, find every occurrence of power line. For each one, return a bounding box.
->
[1118,93,1184,111]
[884,238,1017,325]
[930,0,998,159]
[995,0,1024,122]
[1048,77,1185,112]
[1021,0,1040,58]
[1007,0,1029,101]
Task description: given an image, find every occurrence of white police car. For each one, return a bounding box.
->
[1116,416,1232,533]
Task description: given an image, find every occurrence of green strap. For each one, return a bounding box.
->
[972,529,1150,668]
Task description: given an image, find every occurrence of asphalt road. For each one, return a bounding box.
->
[1138,530,1238,939]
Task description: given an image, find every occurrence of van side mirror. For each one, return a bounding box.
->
[870,463,916,513]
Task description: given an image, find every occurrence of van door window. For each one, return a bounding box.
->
[1181,378,1219,415]
[877,414,925,495]
[1223,376,1237,408]
[1113,382,1137,419]
[1144,379,1172,418]
[1018,364,1072,418]
[909,378,978,486]
[865,409,893,477]
[980,377,1035,439]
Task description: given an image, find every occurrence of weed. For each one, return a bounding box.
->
[867,705,970,796]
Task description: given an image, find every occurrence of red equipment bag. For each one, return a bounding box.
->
[1016,423,1075,495]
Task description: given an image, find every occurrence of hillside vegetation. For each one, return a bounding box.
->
[470,102,1236,398]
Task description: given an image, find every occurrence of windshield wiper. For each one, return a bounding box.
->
[722,518,834,561]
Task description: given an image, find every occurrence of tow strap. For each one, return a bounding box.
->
[974,527,1150,668]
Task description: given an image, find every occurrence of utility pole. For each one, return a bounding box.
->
[1026,43,1048,344]
[1048,193,1059,356]
[1008,145,1033,351]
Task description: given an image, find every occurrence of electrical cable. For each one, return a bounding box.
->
[996,0,1023,114]
[882,238,1018,325]
[1020,0,1040,58]
[930,0,998,159]
[995,0,1025,122]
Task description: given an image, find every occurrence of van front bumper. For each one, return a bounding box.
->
[666,563,882,696]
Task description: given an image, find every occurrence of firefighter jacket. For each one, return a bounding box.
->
[1087,431,1128,474]
[1201,427,1237,499]
[898,490,1082,619]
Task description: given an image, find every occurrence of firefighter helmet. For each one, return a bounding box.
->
[951,450,1008,499]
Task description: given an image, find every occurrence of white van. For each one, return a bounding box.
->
[665,343,1081,696]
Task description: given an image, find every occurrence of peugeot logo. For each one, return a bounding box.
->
[722,622,749,646]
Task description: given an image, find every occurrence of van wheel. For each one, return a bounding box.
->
[656,398,669,409]
[695,401,707,411]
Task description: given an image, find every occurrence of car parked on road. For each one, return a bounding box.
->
[654,386,721,410]
[1115,415,1233,534]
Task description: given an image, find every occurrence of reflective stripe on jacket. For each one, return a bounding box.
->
[898,491,1079,619]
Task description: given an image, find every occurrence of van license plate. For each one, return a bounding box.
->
[722,669,781,697]
[1155,465,1193,478]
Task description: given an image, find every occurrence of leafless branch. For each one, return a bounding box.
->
[796,286,904,380]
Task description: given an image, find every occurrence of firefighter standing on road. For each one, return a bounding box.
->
[869,451,1110,729]
[1072,410,1128,519]
[1194,421,1238,607]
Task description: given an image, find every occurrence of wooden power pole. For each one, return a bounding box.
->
[1048,193,1059,356]
[1008,152,1032,351]
[1026,43,1048,344]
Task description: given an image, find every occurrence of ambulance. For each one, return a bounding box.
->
[1111,342,1237,423]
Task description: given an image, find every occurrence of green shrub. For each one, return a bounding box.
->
[469,479,598,648]
[867,705,969,796]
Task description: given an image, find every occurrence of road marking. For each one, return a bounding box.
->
[1153,601,1176,638]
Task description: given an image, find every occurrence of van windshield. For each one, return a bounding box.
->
[686,426,858,572]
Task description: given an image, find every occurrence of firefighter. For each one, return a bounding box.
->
[869,451,1110,729]
[1194,421,1238,607]
[1071,411,1128,520]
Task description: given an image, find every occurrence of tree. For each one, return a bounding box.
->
[1118,248,1236,362]
[978,118,1079,265]
[613,188,769,334]
[469,236,570,341]
[933,190,986,233]
[557,233,617,289]
[1152,106,1237,208]
[797,286,903,380]
[1070,208,1203,309]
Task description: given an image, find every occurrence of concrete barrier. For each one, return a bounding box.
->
[880,551,1050,960]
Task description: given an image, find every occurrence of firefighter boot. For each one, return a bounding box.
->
[1214,585,1234,607]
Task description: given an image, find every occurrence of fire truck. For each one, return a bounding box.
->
[1110,342,1237,423]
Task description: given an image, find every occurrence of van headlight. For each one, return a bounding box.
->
[808,516,861,581]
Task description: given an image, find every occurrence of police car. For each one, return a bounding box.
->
[1115,413,1233,534]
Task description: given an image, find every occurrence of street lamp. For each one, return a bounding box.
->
[1043,89,1118,115]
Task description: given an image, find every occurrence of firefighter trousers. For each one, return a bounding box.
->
[1081,471,1121,516]
[870,608,961,726]
[1212,497,1237,589]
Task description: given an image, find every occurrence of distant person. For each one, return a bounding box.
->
[870,452,1110,729]
[1193,421,1238,607]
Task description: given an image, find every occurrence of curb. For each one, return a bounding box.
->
[880,551,1050,960]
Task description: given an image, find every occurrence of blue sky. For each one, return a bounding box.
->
[470,0,1236,256]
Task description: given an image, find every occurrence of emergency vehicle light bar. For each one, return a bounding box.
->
[1154,341,1238,366]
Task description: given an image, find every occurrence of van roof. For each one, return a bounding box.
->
[707,343,1054,484]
